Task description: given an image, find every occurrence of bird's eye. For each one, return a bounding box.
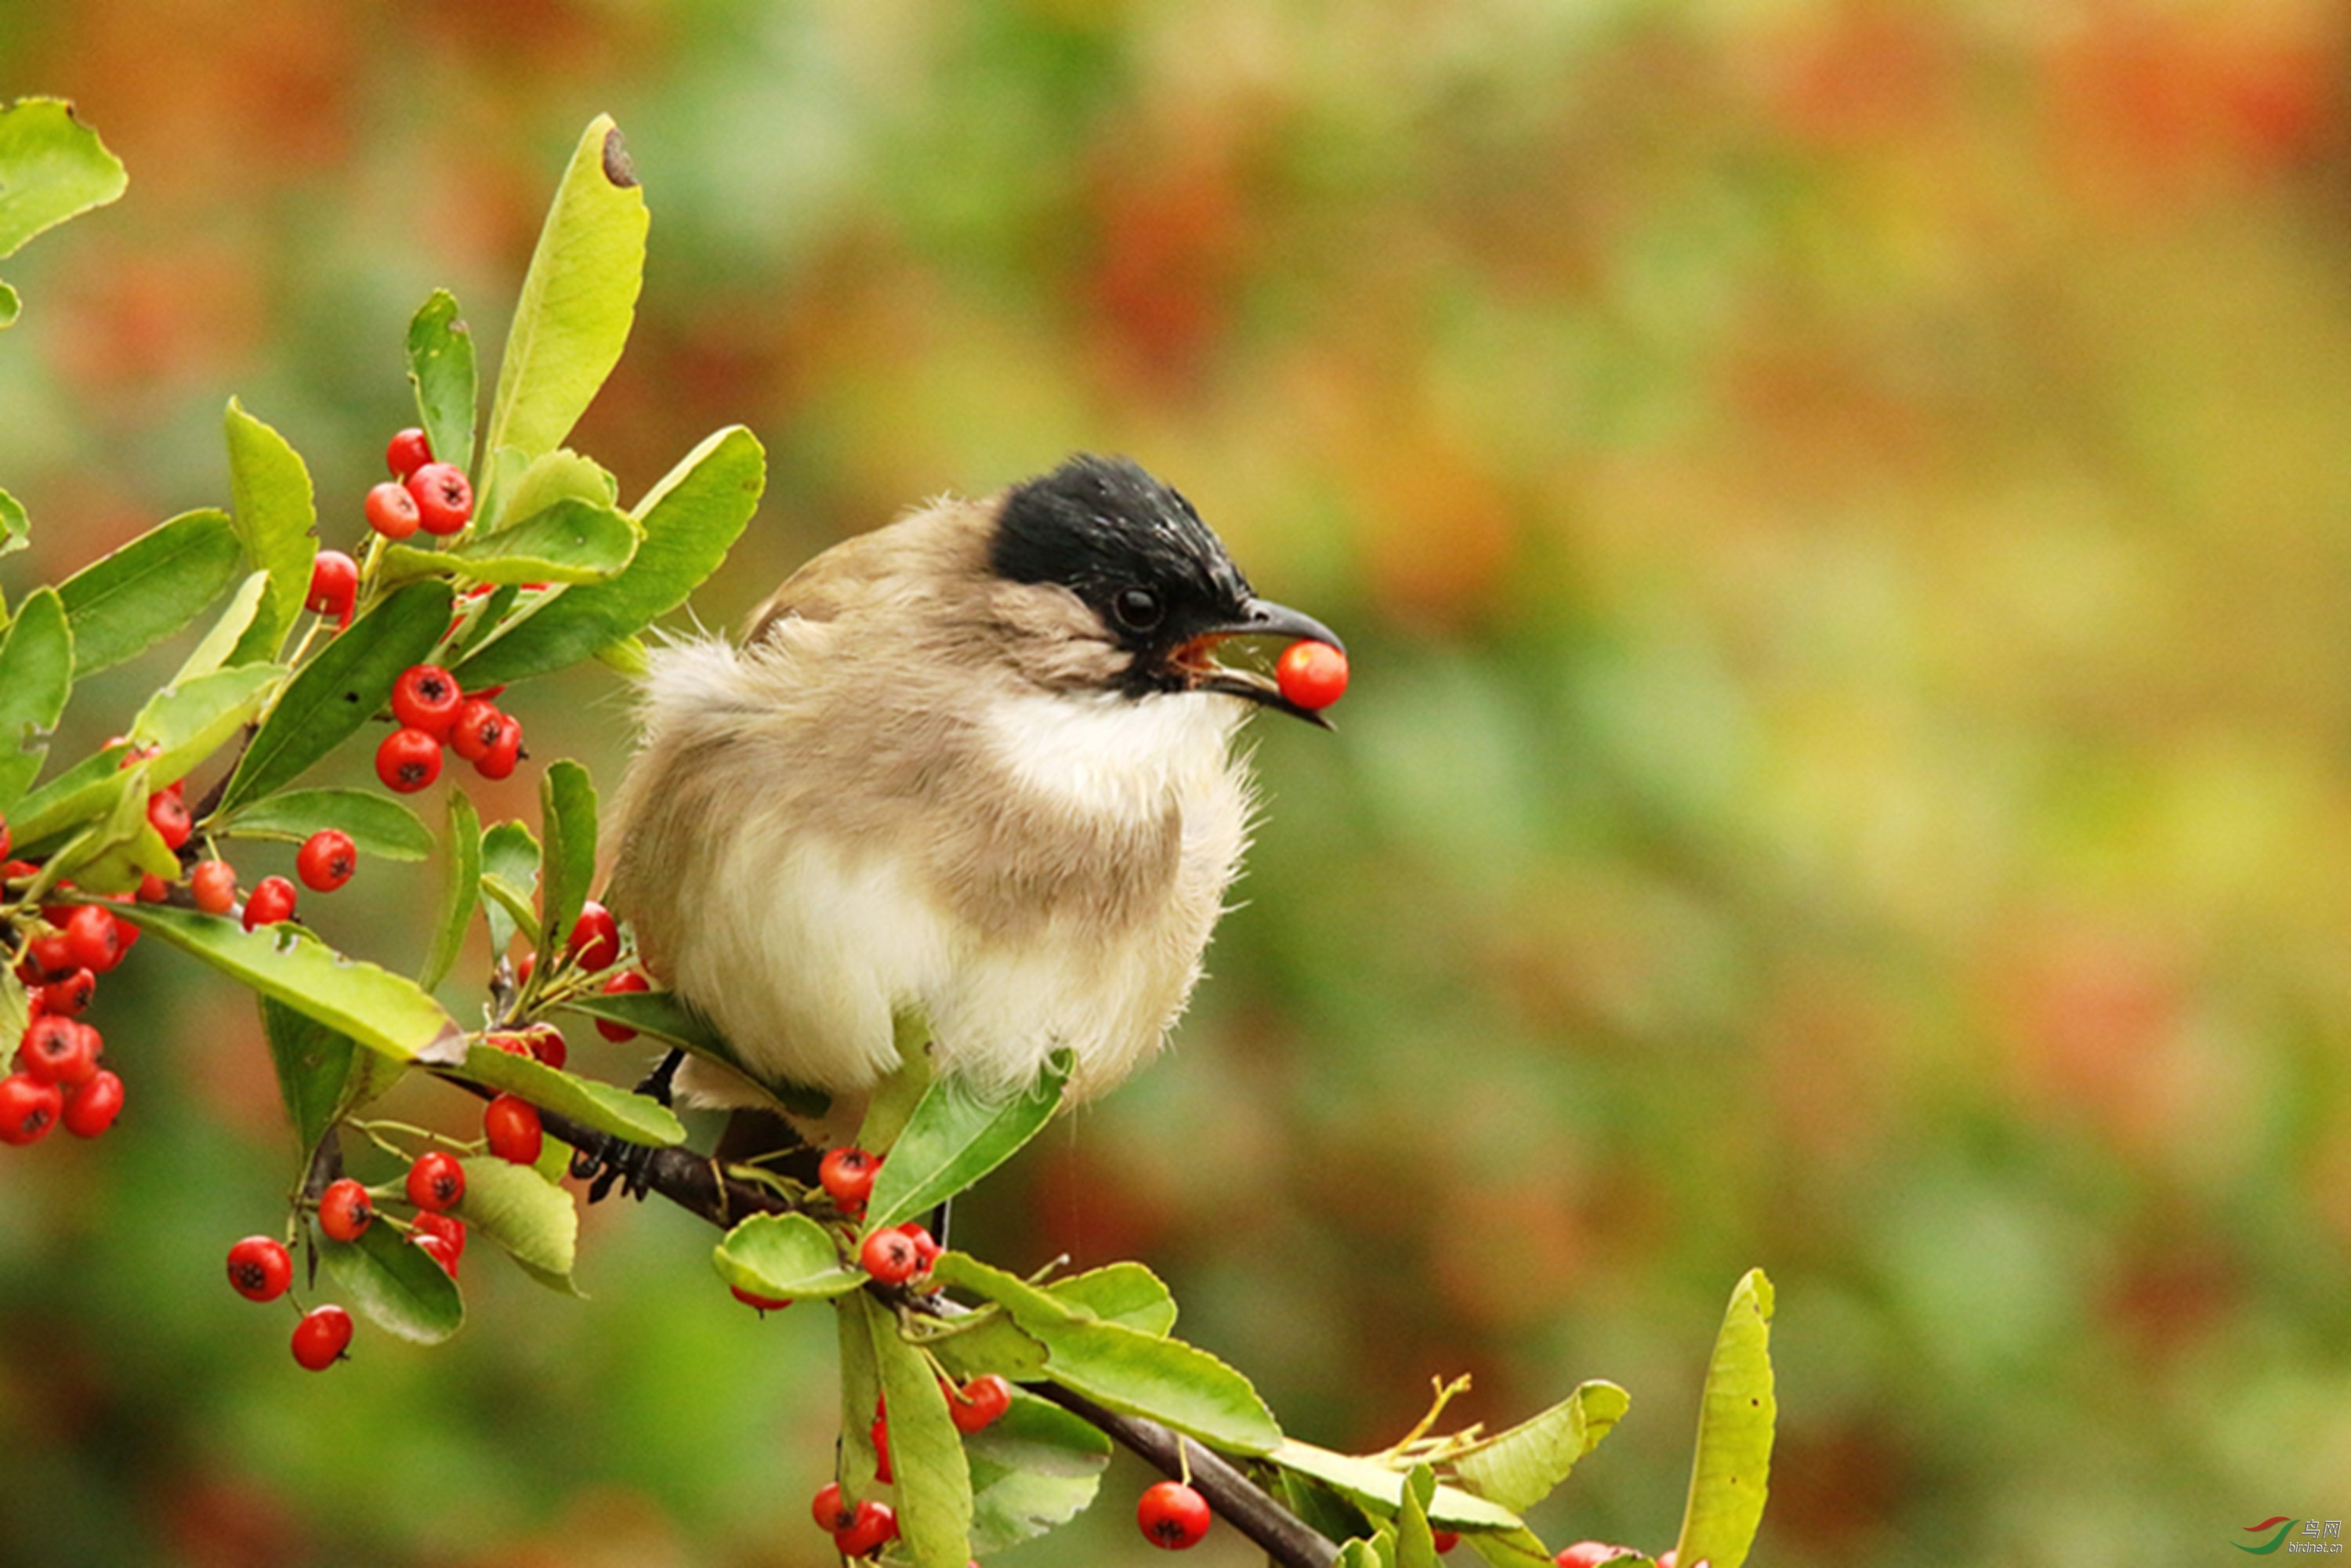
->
[1114,587,1164,632]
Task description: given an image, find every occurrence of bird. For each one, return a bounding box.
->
[603,453,1341,1147]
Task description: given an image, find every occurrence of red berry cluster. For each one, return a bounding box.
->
[812,1374,1010,1558]
[368,427,473,541]
[375,663,523,791]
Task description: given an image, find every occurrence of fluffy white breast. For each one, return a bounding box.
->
[979,688,1244,822]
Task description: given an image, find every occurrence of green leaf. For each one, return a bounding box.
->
[859,1013,935,1153]
[1276,1470,1376,1552]
[0,971,27,1048]
[3,748,120,852]
[407,289,478,476]
[865,1048,1069,1233]
[0,282,16,330]
[452,1039,683,1146]
[1046,1262,1177,1335]
[171,570,270,684]
[383,497,637,586]
[0,485,27,557]
[457,425,763,686]
[480,874,542,950]
[420,790,482,992]
[216,788,433,861]
[1451,1382,1630,1514]
[59,509,241,675]
[929,1252,1281,1456]
[482,114,647,470]
[109,904,467,1064]
[220,399,318,665]
[866,1284,976,1568]
[712,1212,865,1301]
[1337,1540,1385,1568]
[130,664,281,783]
[930,1309,1051,1383]
[261,998,356,1172]
[552,987,839,1116]
[321,1219,463,1345]
[965,1392,1113,1557]
[0,587,71,813]
[1464,1529,1565,1568]
[535,759,597,972]
[0,98,128,259]
[837,1293,886,1501]
[1396,1466,1441,1568]
[1269,1441,1527,1533]
[49,767,176,893]
[1672,1269,1777,1568]
[215,580,454,813]
[456,1155,577,1283]
[479,820,539,954]
[498,447,617,523]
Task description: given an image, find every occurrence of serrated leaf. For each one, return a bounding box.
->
[458,425,763,686]
[712,1212,864,1301]
[216,788,433,861]
[0,98,127,259]
[220,399,318,664]
[482,114,647,472]
[407,289,477,476]
[865,1048,1069,1233]
[421,791,481,991]
[452,1038,683,1146]
[321,1219,463,1345]
[171,570,270,684]
[965,1392,1112,1557]
[261,997,356,1172]
[109,903,467,1064]
[1672,1269,1776,1568]
[214,580,454,813]
[58,509,241,675]
[1269,1441,1527,1533]
[130,664,281,782]
[535,759,596,974]
[0,587,71,813]
[1452,1382,1630,1514]
[480,820,539,954]
[382,497,637,586]
[930,1252,1281,1456]
[866,1284,976,1568]
[456,1155,577,1282]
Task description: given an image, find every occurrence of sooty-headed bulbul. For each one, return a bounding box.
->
[606,454,1341,1143]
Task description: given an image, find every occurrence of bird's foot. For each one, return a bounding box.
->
[569,1052,686,1203]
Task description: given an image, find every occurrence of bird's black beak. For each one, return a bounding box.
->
[1177,597,1346,729]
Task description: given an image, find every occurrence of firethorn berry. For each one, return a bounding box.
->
[0,813,9,859]
[523,1023,567,1069]
[306,549,360,618]
[243,875,298,930]
[415,1229,460,1278]
[375,728,442,794]
[1136,1480,1212,1550]
[860,1227,924,1286]
[63,903,125,974]
[0,1074,63,1145]
[448,699,506,763]
[386,426,433,479]
[407,1150,465,1212]
[731,1284,792,1313]
[295,830,357,893]
[871,1414,893,1483]
[19,930,74,984]
[473,715,523,780]
[136,871,169,903]
[811,1482,851,1533]
[596,970,649,1041]
[483,1094,543,1165]
[1431,1530,1461,1554]
[820,1147,882,1211]
[407,462,474,535]
[19,1016,99,1088]
[190,860,239,914]
[107,896,142,957]
[147,788,194,850]
[896,1221,944,1272]
[412,1211,466,1266]
[1275,639,1349,712]
[833,1501,899,1559]
[568,900,621,971]
[391,664,462,740]
[37,969,96,1017]
[317,1177,374,1241]
[291,1304,353,1371]
[1552,1545,1639,1568]
[514,951,536,988]
[364,480,422,540]
[63,1070,124,1139]
[226,1236,294,1302]
[946,1374,1013,1435]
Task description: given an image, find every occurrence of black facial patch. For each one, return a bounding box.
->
[991,454,1257,692]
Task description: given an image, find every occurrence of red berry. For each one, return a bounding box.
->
[811,1482,851,1533]
[947,1374,1012,1435]
[19,1015,99,1087]
[871,1413,893,1483]
[1553,1546,1640,1568]
[0,1073,63,1146]
[295,830,356,893]
[62,904,125,975]
[291,1304,353,1371]
[36,969,96,1018]
[596,971,648,1041]
[317,1177,374,1241]
[732,1284,793,1313]
[483,1094,543,1165]
[833,1501,899,1559]
[1137,1480,1212,1550]
[364,480,422,540]
[306,549,359,618]
[62,1070,124,1139]
[375,727,442,794]
[860,1228,922,1287]
[190,860,239,914]
[412,1211,466,1266]
[386,426,433,479]
[18,931,73,985]
[473,715,523,780]
[106,895,142,957]
[392,666,462,742]
[146,789,193,851]
[407,463,473,535]
[1655,1554,1675,1568]
[1432,1530,1461,1554]
[406,1150,465,1212]
[226,1236,293,1302]
[514,951,536,989]
[523,1023,567,1069]
[448,699,505,763]
[0,813,9,860]
[415,1229,461,1278]
[243,875,298,930]
[567,900,621,971]
[896,1222,943,1271]
[1275,640,1349,712]
[820,1147,882,1211]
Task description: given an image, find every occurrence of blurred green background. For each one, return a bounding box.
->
[6,2,2351,1564]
